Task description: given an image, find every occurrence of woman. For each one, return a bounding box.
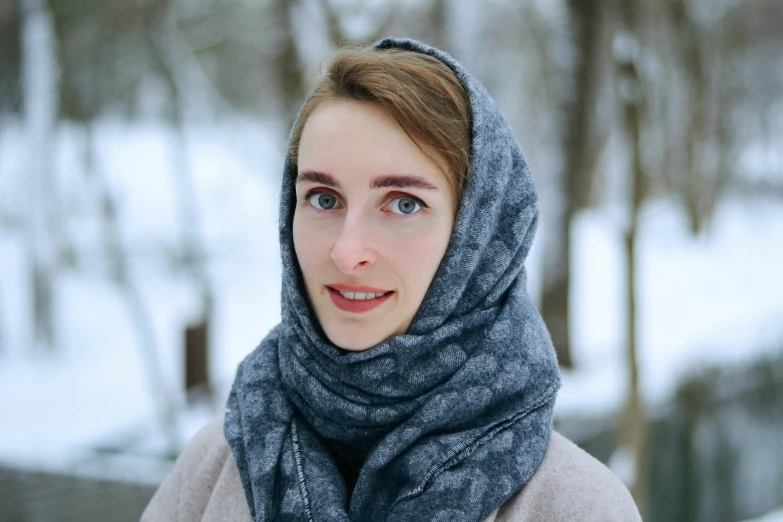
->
[142,38,642,521]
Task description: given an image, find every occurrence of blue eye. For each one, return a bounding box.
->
[388,197,421,215]
[308,192,339,210]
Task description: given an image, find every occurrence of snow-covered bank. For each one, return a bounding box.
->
[556,196,783,417]
[741,507,783,522]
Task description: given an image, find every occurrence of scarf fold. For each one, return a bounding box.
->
[225,38,561,522]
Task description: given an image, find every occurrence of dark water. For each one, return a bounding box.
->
[0,466,156,522]
[562,350,783,522]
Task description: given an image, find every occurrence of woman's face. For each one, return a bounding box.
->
[293,99,455,351]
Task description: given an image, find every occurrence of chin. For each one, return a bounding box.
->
[326,325,386,352]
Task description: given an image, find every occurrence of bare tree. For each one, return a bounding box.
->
[0,277,4,354]
[318,0,398,47]
[84,122,181,457]
[655,0,783,233]
[0,0,21,114]
[21,0,58,352]
[139,0,216,405]
[614,0,650,514]
[425,0,448,52]
[660,0,736,234]
[270,0,307,132]
[540,0,613,368]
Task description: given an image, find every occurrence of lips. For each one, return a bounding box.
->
[326,286,394,313]
[327,283,392,294]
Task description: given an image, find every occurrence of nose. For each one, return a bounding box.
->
[330,210,377,274]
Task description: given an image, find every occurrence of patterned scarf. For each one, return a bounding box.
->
[225,38,561,522]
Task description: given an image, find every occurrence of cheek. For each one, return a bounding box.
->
[392,232,451,293]
[293,213,334,277]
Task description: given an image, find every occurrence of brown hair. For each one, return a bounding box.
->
[288,46,471,214]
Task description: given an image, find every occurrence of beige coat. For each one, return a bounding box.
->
[142,417,642,521]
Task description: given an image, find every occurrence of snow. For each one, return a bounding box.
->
[0,119,283,475]
[1,119,782,486]
[740,507,783,522]
[556,197,783,417]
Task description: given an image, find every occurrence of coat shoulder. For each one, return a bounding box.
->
[492,431,642,522]
[141,416,251,522]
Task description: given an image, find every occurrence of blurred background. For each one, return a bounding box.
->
[1,0,782,520]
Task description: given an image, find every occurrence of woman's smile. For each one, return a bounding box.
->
[326,286,395,313]
[325,283,395,314]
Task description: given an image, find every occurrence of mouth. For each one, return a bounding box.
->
[326,286,395,313]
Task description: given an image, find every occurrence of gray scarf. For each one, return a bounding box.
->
[225,38,561,522]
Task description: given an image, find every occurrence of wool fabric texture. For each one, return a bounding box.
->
[224,38,562,522]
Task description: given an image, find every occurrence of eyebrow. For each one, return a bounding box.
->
[296,170,439,191]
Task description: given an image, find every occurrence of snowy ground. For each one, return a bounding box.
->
[557,195,783,418]
[0,120,285,476]
[1,121,782,492]
[741,507,783,522]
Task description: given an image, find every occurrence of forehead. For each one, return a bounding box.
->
[297,99,448,187]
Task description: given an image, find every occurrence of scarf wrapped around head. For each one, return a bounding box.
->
[225,38,561,522]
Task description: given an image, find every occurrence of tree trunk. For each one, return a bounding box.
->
[0,275,4,354]
[141,0,215,406]
[615,0,650,515]
[21,0,58,352]
[541,0,609,369]
[426,0,448,52]
[622,98,649,514]
[85,123,181,458]
[185,318,211,402]
[272,0,305,133]
[668,0,740,236]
